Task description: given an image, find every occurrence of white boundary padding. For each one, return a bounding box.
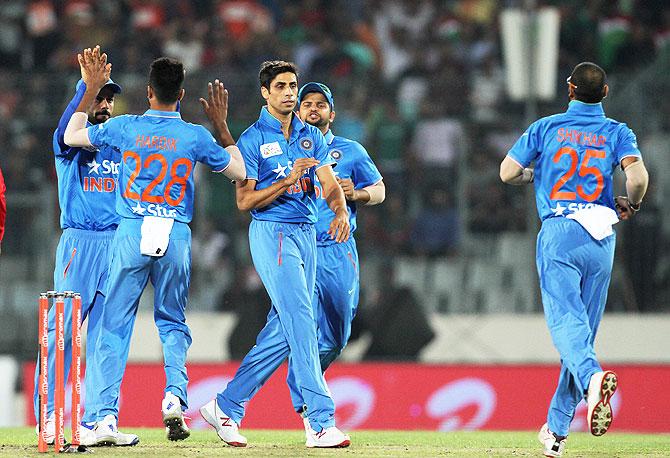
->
[0,355,19,426]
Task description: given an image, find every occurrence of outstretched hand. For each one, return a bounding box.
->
[200,80,229,129]
[78,45,111,92]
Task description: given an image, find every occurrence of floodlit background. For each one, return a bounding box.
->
[0,0,669,431]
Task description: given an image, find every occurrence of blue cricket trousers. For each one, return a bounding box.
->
[287,236,360,412]
[33,228,113,424]
[90,218,192,419]
[217,220,336,431]
[537,217,615,436]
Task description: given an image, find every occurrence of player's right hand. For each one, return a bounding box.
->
[200,80,229,126]
[615,196,636,220]
[284,158,320,185]
[78,45,111,92]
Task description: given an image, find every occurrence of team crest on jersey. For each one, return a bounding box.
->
[299,138,313,151]
[330,149,342,160]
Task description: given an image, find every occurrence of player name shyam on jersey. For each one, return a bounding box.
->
[557,128,606,147]
[134,135,178,151]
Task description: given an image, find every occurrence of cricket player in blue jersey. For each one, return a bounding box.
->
[500,62,649,457]
[32,59,138,447]
[64,48,246,443]
[199,61,351,448]
[286,82,385,435]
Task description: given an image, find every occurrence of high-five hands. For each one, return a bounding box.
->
[77,45,111,92]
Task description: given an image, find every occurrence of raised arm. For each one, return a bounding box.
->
[63,46,111,148]
[235,157,320,212]
[316,165,350,243]
[55,80,88,148]
[199,80,245,181]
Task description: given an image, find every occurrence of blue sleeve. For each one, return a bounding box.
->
[507,121,542,168]
[237,130,260,181]
[87,116,124,149]
[55,79,87,156]
[195,126,231,171]
[351,142,383,189]
[313,128,335,170]
[614,124,642,165]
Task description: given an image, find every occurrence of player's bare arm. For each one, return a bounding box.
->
[615,156,649,220]
[499,155,534,185]
[235,157,320,211]
[317,166,350,243]
[200,80,246,181]
[337,177,386,205]
[64,46,111,148]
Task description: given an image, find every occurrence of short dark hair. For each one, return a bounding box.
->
[569,62,607,103]
[259,60,298,90]
[149,57,185,104]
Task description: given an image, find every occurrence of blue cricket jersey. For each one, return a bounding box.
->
[87,109,231,224]
[54,80,120,231]
[507,100,641,221]
[315,130,382,245]
[238,107,335,223]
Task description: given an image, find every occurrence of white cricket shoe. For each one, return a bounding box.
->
[306,426,351,448]
[94,414,140,446]
[199,399,247,447]
[79,423,97,446]
[302,414,312,445]
[538,423,566,457]
[35,412,55,445]
[116,430,140,446]
[587,370,618,436]
[95,414,118,446]
[162,391,190,441]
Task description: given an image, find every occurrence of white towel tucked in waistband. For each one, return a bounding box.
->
[566,205,619,241]
[140,216,175,256]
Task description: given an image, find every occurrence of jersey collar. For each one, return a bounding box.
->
[144,109,182,118]
[567,100,605,117]
[258,107,305,136]
[324,129,335,145]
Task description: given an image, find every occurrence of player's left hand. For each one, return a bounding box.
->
[615,196,636,220]
[328,208,350,243]
[200,80,229,128]
[336,177,356,201]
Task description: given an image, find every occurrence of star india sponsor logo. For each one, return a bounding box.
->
[550,201,597,216]
[131,201,177,218]
[84,159,119,193]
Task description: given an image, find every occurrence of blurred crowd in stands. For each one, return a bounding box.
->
[2,0,670,318]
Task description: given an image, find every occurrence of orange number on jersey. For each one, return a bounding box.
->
[122,150,141,200]
[141,154,168,203]
[164,158,193,206]
[549,147,606,202]
[577,149,605,202]
[549,147,578,200]
[121,151,193,207]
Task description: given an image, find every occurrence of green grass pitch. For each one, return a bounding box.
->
[1,428,669,457]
